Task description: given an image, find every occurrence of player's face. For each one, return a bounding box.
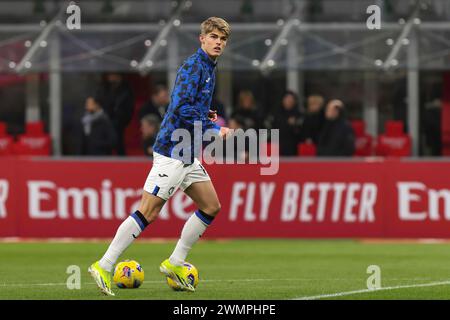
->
[200,29,228,59]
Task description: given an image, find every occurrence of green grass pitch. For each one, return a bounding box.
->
[1,239,450,300]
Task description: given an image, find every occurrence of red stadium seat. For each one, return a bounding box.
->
[351,120,373,156]
[125,98,147,156]
[26,121,45,135]
[297,142,317,156]
[14,121,51,156]
[0,122,14,155]
[375,121,411,157]
[385,120,405,136]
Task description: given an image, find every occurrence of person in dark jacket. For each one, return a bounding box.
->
[272,90,303,156]
[80,96,116,156]
[96,73,135,156]
[138,84,169,121]
[300,94,325,144]
[230,90,263,130]
[140,114,160,156]
[317,99,355,157]
[423,98,442,156]
[211,94,228,121]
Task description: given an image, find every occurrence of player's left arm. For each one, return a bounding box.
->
[175,60,225,136]
[203,111,230,139]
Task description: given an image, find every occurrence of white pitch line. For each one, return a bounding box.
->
[295,280,450,300]
[0,279,310,288]
[0,279,323,288]
[0,278,446,289]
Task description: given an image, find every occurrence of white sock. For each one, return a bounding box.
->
[169,210,213,266]
[99,211,148,272]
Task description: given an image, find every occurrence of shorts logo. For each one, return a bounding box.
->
[158,174,168,178]
[168,187,175,195]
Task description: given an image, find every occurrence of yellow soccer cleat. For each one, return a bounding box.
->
[159,259,195,292]
[88,261,115,296]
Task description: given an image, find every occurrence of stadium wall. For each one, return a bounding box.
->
[1,157,450,239]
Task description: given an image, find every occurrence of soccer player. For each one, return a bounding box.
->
[89,17,231,295]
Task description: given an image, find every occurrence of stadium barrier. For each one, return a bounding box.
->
[0,157,450,238]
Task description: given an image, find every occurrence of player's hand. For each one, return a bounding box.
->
[219,127,232,139]
[208,110,218,122]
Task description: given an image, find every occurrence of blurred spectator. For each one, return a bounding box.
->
[231,90,263,130]
[62,103,80,155]
[79,96,116,156]
[96,73,135,156]
[138,84,169,121]
[300,94,325,144]
[228,116,244,131]
[211,94,228,121]
[317,99,355,157]
[224,116,248,162]
[272,90,303,156]
[211,95,228,127]
[141,114,160,157]
[423,98,442,156]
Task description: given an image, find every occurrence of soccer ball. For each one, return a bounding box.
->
[113,260,144,289]
[166,262,199,291]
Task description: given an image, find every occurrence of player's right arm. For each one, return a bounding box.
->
[172,61,204,126]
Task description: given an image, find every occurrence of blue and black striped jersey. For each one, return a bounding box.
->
[153,48,221,163]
